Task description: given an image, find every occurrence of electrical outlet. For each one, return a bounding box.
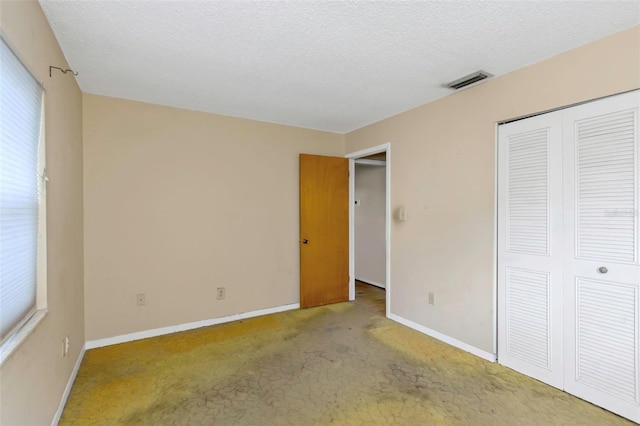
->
[62,336,69,357]
[136,293,146,306]
[217,287,225,300]
[428,292,435,305]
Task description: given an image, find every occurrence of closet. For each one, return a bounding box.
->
[497,91,639,422]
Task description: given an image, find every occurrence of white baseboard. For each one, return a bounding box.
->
[51,343,85,426]
[355,277,386,289]
[388,313,496,363]
[85,303,300,350]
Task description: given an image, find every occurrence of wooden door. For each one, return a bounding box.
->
[562,91,640,423]
[497,111,565,388]
[299,154,349,308]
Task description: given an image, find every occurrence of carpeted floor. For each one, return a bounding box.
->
[60,282,631,425]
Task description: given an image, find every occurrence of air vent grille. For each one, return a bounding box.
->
[445,71,493,90]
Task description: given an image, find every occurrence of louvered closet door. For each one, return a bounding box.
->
[497,112,564,388]
[563,91,640,423]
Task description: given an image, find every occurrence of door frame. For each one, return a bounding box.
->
[345,143,391,318]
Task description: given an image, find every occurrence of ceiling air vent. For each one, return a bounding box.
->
[445,70,493,90]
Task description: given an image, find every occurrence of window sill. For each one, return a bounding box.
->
[0,309,48,367]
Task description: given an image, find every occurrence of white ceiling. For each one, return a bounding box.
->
[39,1,639,133]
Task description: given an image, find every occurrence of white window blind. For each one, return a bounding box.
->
[0,39,44,343]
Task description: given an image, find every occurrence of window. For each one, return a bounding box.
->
[0,38,46,348]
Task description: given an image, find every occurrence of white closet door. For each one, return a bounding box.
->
[563,91,640,423]
[498,112,564,388]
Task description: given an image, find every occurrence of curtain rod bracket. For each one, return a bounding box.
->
[49,66,78,78]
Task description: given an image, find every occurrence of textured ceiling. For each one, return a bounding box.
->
[39,1,639,133]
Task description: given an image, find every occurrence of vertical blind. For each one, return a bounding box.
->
[0,39,44,343]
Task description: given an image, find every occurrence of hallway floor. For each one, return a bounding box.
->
[60,283,631,425]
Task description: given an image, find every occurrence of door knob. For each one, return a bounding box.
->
[598,266,608,274]
[301,239,309,244]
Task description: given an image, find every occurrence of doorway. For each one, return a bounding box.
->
[346,143,391,318]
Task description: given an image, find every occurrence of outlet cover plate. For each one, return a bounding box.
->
[136,293,146,306]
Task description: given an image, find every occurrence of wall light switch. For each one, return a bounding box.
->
[398,207,407,221]
[62,336,70,357]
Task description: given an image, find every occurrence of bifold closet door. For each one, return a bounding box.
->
[562,91,640,423]
[497,112,565,388]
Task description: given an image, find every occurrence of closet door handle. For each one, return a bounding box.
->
[598,266,608,274]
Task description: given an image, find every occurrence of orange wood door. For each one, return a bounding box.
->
[299,154,349,308]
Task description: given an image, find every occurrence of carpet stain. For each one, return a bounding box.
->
[60,284,632,425]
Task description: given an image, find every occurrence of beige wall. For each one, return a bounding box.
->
[0,1,85,424]
[345,26,640,353]
[355,164,386,287]
[0,12,634,423]
[83,94,345,341]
